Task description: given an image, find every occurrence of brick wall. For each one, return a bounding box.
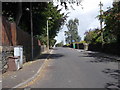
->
[2,17,41,61]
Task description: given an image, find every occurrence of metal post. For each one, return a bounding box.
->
[99,1,104,47]
[30,3,33,60]
[0,1,2,90]
[47,20,49,53]
[0,1,2,47]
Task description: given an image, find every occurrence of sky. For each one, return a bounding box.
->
[54,0,113,44]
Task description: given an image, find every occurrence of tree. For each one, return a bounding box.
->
[2,2,22,25]
[64,31,71,44]
[55,0,83,10]
[2,1,84,47]
[2,2,67,47]
[84,28,102,44]
[65,18,81,44]
[95,1,120,44]
[103,1,120,44]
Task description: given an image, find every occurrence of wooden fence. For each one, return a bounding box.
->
[2,16,42,61]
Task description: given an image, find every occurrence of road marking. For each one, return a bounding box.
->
[13,50,53,88]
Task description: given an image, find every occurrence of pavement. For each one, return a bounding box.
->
[2,50,52,89]
[1,47,120,89]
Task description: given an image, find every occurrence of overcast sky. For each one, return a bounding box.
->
[54,0,113,44]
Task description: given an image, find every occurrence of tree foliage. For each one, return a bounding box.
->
[2,2,67,46]
[103,1,120,43]
[85,1,120,44]
[55,0,83,10]
[84,28,102,44]
[65,18,81,44]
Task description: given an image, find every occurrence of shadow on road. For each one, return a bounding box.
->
[102,68,120,80]
[81,52,119,63]
[81,52,120,89]
[103,68,120,89]
[37,53,65,60]
[105,82,120,90]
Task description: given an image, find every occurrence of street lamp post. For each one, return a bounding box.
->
[30,2,33,60]
[47,17,52,53]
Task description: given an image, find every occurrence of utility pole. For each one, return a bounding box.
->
[0,1,2,47]
[99,1,104,48]
[30,2,33,60]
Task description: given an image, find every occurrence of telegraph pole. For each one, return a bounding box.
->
[30,2,33,60]
[99,1,104,48]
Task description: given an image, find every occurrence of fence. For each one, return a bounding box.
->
[2,16,42,61]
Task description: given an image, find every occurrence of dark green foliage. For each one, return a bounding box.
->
[85,2,120,44]
[2,2,67,46]
[103,1,120,44]
[65,18,81,44]
[50,39,57,47]
[84,2,120,55]
[84,28,102,44]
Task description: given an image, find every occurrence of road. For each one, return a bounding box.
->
[27,47,119,88]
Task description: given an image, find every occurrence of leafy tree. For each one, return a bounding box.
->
[50,39,57,47]
[65,18,81,44]
[35,35,47,45]
[56,0,83,10]
[95,1,120,44]
[103,1,120,44]
[84,28,102,44]
[64,31,71,44]
[2,2,23,25]
[2,2,67,47]
[2,1,84,47]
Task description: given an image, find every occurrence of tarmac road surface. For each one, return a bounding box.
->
[26,47,119,89]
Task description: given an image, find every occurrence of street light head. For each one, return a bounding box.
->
[26,8,30,11]
[48,17,52,20]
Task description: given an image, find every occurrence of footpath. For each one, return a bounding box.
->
[2,50,52,89]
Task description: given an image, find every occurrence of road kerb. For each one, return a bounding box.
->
[13,50,53,88]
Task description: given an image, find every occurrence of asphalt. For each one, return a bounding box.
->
[2,47,120,89]
[29,47,119,89]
